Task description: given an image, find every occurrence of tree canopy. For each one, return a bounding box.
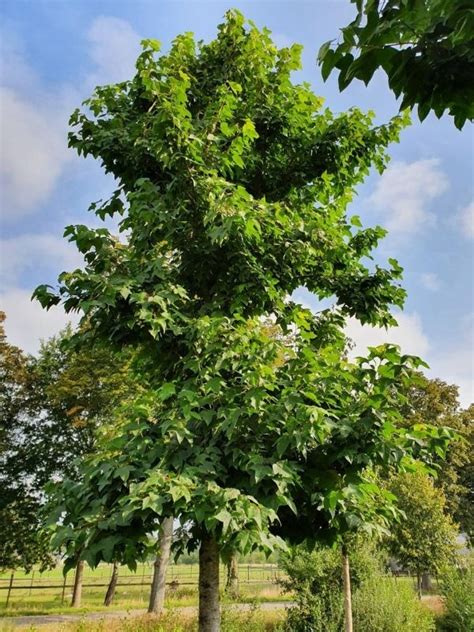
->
[34,11,453,629]
[318,0,474,129]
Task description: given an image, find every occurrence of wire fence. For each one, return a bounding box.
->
[0,563,283,607]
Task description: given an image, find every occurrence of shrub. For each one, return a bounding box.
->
[437,561,474,632]
[279,540,384,632]
[353,576,435,632]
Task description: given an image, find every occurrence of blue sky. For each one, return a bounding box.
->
[1,0,473,405]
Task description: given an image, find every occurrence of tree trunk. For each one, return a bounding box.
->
[342,547,353,632]
[199,533,220,632]
[416,572,422,599]
[71,559,84,608]
[148,516,173,614]
[225,553,239,598]
[104,561,119,606]
[421,572,432,592]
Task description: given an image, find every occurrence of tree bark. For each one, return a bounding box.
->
[199,533,220,632]
[71,559,84,608]
[148,516,173,614]
[104,561,119,606]
[416,572,422,599]
[421,572,432,592]
[225,553,239,598]
[342,547,353,632]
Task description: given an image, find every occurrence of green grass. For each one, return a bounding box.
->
[0,564,288,617]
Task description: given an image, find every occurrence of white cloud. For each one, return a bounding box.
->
[0,87,72,217]
[86,17,141,86]
[345,311,430,358]
[428,315,474,409]
[1,288,80,355]
[0,233,83,289]
[368,159,449,234]
[0,16,141,220]
[458,201,474,239]
[420,272,441,292]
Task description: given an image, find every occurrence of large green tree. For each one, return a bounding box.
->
[0,312,53,572]
[319,0,474,129]
[387,472,458,597]
[36,12,451,631]
[402,375,473,541]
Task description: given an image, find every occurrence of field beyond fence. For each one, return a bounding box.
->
[0,563,285,615]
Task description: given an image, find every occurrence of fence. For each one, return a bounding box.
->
[0,562,282,608]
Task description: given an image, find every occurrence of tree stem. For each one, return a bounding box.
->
[71,559,84,608]
[148,516,173,614]
[199,533,220,632]
[342,546,353,632]
[104,561,119,606]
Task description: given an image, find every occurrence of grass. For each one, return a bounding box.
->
[0,562,288,617]
[0,609,286,632]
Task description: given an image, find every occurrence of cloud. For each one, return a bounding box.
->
[0,16,141,220]
[345,311,430,358]
[0,87,72,218]
[458,201,474,239]
[428,315,474,408]
[86,17,141,86]
[0,233,83,289]
[1,288,80,355]
[420,272,441,292]
[368,159,449,234]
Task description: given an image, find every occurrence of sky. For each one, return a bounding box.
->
[0,0,473,406]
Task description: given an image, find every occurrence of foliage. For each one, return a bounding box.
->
[279,539,384,631]
[437,557,474,632]
[318,0,474,129]
[35,10,452,573]
[0,311,54,572]
[353,576,435,632]
[401,375,473,541]
[387,472,458,580]
[0,315,138,572]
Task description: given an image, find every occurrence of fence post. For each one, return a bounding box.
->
[61,572,67,605]
[5,573,14,608]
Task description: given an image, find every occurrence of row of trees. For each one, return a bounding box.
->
[2,7,472,631]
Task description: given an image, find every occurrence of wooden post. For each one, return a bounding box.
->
[5,573,14,608]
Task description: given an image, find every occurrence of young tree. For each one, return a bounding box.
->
[388,472,458,597]
[318,0,474,129]
[35,11,452,630]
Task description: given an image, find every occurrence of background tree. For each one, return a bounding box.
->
[400,375,473,541]
[0,312,54,572]
[35,11,452,631]
[387,472,458,597]
[318,0,474,129]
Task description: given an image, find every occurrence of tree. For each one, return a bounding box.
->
[0,312,54,573]
[35,11,452,631]
[401,375,473,541]
[0,318,141,606]
[387,472,458,597]
[318,0,474,129]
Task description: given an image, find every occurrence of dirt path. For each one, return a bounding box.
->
[0,601,294,628]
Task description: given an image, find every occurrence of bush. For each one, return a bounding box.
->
[280,542,436,632]
[437,561,474,631]
[353,577,435,632]
[279,540,384,632]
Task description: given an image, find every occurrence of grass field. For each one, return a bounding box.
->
[0,563,287,617]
